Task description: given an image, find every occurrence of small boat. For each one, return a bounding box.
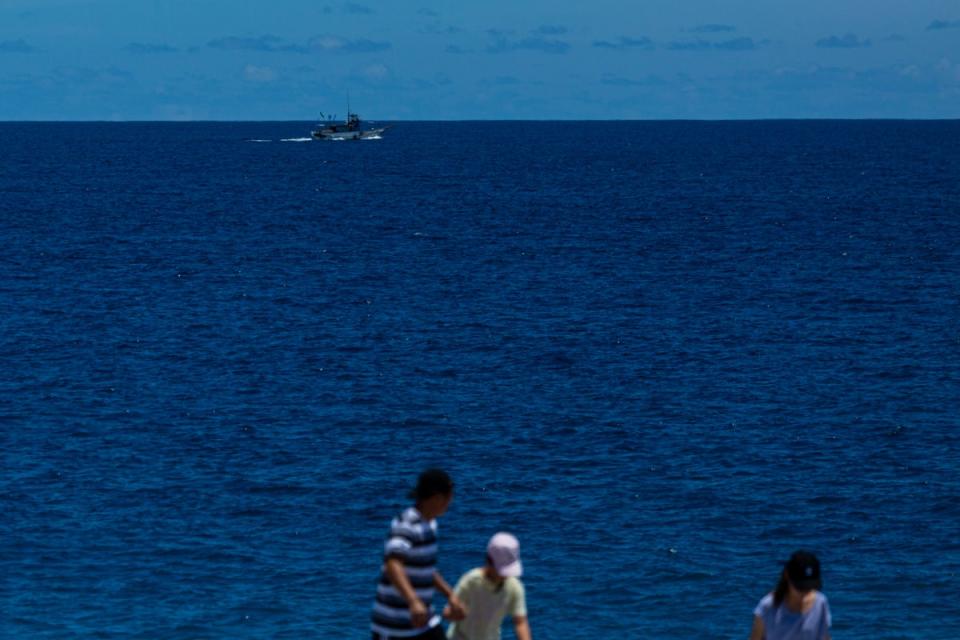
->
[311,111,387,141]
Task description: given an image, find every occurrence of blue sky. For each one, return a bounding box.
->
[1,0,958,120]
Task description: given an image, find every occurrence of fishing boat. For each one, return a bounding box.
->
[311,111,386,141]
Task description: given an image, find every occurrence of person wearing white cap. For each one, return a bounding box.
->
[443,532,531,640]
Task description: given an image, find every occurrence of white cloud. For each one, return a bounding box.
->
[898,65,921,79]
[362,63,390,80]
[936,58,960,82]
[243,64,276,82]
[307,35,390,53]
[815,33,871,48]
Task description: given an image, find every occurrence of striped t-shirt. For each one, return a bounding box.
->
[371,507,441,637]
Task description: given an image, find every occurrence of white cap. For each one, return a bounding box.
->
[487,532,523,578]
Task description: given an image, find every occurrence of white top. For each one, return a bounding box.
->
[754,591,831,640]
[447,568,527,640]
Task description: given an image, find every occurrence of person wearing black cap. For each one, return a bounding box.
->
[371,469,466,640]
[749,550,832,640]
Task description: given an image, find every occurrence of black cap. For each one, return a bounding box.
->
[785,550,822,591]
[409,468,453,501]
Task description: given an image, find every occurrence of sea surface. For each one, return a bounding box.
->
[1,120,959,639]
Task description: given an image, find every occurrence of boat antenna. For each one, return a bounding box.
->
[347,91,351,116]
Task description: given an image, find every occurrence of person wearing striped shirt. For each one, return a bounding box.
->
[372,469,466,640]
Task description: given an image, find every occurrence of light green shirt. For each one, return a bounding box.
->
[447,568,527,640]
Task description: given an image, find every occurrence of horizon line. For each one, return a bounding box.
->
[1,117,959,123]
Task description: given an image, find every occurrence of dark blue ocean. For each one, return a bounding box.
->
[2,121,959,639]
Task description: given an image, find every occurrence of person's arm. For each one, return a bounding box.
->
[748,615,765,640]
[442,572,469,621]
[435,571,467,620]
[385,557,428,627]
[513,615,532,640]
[821,594,832,640]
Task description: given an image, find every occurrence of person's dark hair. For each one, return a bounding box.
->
[773,550,823,607]
[409,468,453,501]
[773,573,790,607]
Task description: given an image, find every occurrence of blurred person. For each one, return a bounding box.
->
[749,550,831,640]
[371,469,466,640]
[445,532,531,640]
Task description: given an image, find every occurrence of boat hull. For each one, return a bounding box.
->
[311,127,386,141]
